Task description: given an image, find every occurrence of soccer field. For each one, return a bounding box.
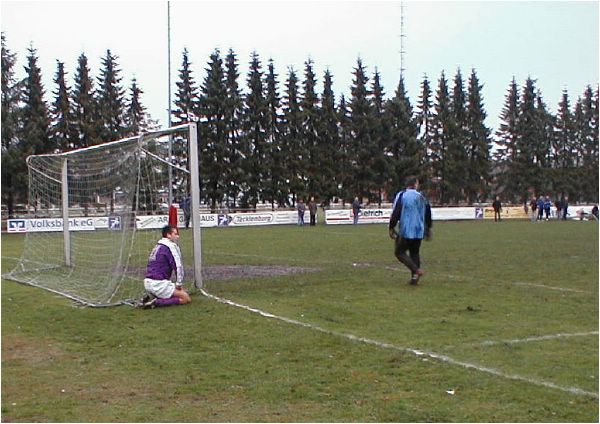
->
[2,220,598,422]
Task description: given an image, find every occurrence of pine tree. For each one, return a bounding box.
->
[348,58,374,201]
[172,48,200,198]
[580,85,599,201]
[337,94,353,204]
[21,45,51,155]
[554,90,575,168]
[124,78,156,135]
[282,67,303,205]
[430,71,454,204]
[370,68,389,206]
[1,33,23,216]
[301,58,319,199]
[19,45,52,210]
[264,59,284,208]
[198,49,228,211]
[50,60,76,151]
[552,90,577,198]
[223,49,244,208]
[173,48,199,125]
[240,51,269,209]
[96,49,126,143]
[443,69,469,203]
[534,90,555,195]
[72,53,98,148]
[385,76,420,199]
[416,74,435,196]
[494,78,519,197]
[1,34,19,151]
[465,69,491,203]
[508,77,548,201]
[317,69,341,204]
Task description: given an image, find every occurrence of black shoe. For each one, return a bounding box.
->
[408,275,420,285]
[142,298,157,309]
[136,292,155,308]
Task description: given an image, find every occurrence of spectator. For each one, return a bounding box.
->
[352,197,362,225]
[180,194,191,229]
[308,196,318,226]
[561,196,569,220]
[297,199,306,226]
[544,196,552,221]
[529,196,538,222]
[537,197,545,221]
[492,196,502,222]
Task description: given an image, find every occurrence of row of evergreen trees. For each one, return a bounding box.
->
[2,33,598,215]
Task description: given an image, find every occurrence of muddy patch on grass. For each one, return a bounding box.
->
[2,335,67,365]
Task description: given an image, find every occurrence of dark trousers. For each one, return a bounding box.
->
[310,213,316,226]
[494,210,501,221]
[394,237,422,274]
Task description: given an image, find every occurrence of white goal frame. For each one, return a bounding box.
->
[6,122,202,306]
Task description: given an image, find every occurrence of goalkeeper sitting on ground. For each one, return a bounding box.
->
[139,225,191,308]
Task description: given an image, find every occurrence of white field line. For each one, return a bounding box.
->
[477,331,599,347]
[200,288,598,399]
[512,282,592,294]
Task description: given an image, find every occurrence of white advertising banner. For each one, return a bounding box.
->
[326,206,483,224]
[135,210,303,229]
[433,207,480,221]
[7,217,110,233]
[325,209,390,225]
[216,211,304,227]
[136,213,218,229]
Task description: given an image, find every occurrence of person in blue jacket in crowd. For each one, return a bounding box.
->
[536,197,545,221]
[544,196,552,220]
[388,176,432,285]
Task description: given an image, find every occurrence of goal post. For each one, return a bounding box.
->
[4,123,202,306]
[62,158,70,267]
[188,123,203,289]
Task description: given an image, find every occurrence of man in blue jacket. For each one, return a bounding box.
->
[388,176,432,285]
[139,225,191,308]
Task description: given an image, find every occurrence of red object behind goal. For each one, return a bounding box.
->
[169,205,178,228]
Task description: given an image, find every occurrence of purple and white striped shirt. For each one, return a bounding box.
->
[145,238,184,283]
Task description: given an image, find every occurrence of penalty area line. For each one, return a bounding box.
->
[477,331,599,346]
[200,289,598,399]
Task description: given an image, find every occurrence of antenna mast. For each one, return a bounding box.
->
[400,1,406,79]
[167,1,173,205]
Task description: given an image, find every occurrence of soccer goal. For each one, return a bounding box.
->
[4,123,202,306]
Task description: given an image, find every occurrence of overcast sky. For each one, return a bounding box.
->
[1,0,598,133]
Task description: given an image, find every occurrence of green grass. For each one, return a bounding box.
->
[2,220,598,422]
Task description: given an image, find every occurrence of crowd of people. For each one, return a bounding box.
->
[526,195,598,222]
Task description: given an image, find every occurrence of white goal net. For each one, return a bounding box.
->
[4,124,202,306]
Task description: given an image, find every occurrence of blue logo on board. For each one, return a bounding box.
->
[8,219,26,232]
[108,216,122,230]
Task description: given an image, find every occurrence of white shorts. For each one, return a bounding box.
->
[144,278,176,299]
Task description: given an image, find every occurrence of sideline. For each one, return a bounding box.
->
[200,288,598,399]
[478,331,599,346]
